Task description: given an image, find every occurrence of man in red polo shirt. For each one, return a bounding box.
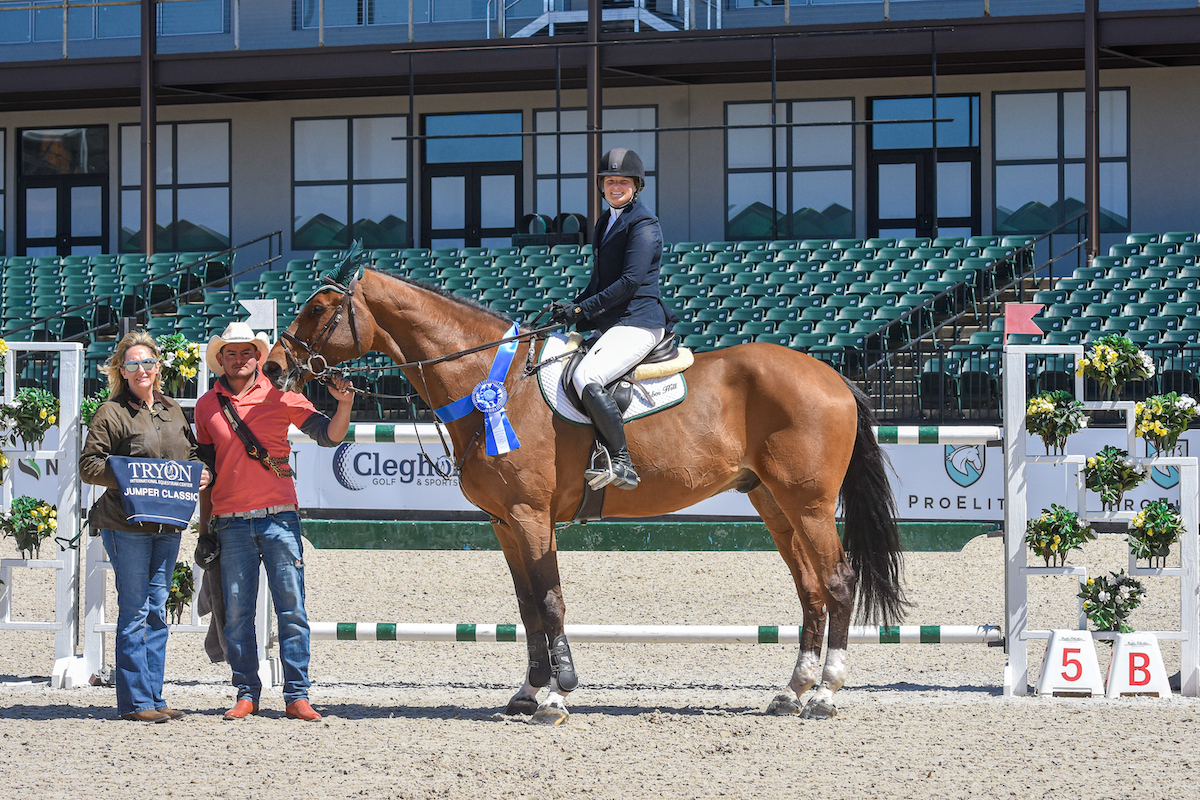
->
[195,322,353,722]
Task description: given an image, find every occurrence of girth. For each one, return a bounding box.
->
[560,333,680,414]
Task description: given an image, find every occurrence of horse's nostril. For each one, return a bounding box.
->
[262,361,281,378]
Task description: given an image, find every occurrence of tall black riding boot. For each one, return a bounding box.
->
[580,383,640,490]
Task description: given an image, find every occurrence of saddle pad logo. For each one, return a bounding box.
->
[945,444,984,488]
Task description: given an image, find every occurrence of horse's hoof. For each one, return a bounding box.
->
[531,706,570,726]
[800,697,838,720]
[504,697,539,716]
[766,693,803,716]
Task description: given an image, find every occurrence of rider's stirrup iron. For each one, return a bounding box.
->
[585,444,617,490]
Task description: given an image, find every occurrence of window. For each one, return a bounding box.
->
[533,107,658,218]
[119,121,231,252]
[293,115,409,250]
[993,89,1129,234]
[0,0,223,43]
[725,99,854,240]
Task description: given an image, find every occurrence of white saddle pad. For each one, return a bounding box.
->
[535,333,687,425]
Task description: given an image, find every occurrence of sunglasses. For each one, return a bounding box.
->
[122,358,159,374]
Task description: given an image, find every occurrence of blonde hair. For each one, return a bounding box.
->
[104,330,163,398]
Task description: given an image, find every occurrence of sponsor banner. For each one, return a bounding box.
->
[26,426,1191,522]
[288,430,1195,521]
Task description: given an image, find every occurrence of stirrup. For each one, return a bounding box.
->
[585,444,639,490]
[585,444,617,490]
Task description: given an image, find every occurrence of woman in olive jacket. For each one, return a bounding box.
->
[79,330,210,722]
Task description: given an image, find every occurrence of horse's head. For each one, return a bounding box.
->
[264,243,372,392]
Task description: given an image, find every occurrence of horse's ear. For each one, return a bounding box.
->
[324,239,369,286]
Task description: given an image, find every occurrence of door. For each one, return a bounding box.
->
[422,163,522,249]
[867,149,980,240]
[866,95,980,240]
[17,127,109,256]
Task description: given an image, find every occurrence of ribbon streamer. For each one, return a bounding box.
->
[434,324,522,456]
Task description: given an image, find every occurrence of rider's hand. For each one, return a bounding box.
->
[549,302,581,325]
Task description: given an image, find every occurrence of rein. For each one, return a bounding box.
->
[278,272,566,477]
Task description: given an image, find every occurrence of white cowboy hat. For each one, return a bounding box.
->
[206,321,273,376]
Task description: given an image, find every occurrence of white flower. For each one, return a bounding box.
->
[1080,417,1089,428]
[1098,591,1111,602]
[1180,396,1196,409]
[1140,353,1156,376]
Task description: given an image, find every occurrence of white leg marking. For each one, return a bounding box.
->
[539,688,569,712]
[788,649,822,695]
[810,647,848,706]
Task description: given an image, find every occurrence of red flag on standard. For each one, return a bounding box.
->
[1003,303,1044,344]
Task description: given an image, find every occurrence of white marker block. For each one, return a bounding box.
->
[1105,632,1172,698]
[1037,629,1104,697]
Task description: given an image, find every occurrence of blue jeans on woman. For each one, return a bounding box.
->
[100,528,181,716]
[214,511,311,705]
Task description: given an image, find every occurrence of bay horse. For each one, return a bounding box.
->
[264,264,906,724]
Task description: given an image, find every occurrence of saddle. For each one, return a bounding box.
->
[559,332,692,415]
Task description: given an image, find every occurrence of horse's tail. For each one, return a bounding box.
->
[839,377,908,626]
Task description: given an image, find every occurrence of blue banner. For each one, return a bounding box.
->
[107,457,204,528]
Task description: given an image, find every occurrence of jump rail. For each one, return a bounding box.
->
[310,622,1003,645]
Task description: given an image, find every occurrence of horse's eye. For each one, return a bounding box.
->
[309,305,326,316]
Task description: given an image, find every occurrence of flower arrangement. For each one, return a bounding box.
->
[1128,500,1184,568]
[80,391,107,428]
[1,495,58,559]
[1135,393,1198,457]
[1025,504,1096,567]
[166,561,195,625]
[1083,445,1147,509]
[4,387,59,450]
[1078,570,1145,633]
[156,333,201,396]
[1076,334,1155,400]
[1026,390,1089,455]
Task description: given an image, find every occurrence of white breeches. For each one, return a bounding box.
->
[572,325,664,395]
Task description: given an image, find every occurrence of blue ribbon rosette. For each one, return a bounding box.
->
[433,323,521,456]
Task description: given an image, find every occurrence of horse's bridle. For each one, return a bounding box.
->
[277,271,364,382]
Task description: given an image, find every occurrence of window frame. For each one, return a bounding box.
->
[724,97,856,241]
[291,114,411,251]
[991,87,1131,235]
[117,120,233,253]
[532,105,659,219]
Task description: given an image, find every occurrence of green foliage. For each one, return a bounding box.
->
[1076,334,1155,400]
[1128,500,1184,568]
[1083,445,1147,508]
[1,495,58,559]
[1025,504,1095,567]
[166,561,195,625]
[1078,570,1145,633]
[80,392,107,428]
[1025,390,1088,455]
[1134,393,1198,456]
[5,387,59,450]
[155,334,201,396]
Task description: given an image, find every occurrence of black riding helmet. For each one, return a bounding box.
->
[596,148,646,195]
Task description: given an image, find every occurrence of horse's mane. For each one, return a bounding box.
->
[368,267,518,327]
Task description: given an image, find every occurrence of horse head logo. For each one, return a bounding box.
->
[945,445,985,488]
[1149,439,1186,489]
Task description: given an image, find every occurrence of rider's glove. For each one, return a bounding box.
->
[549,302,582,325]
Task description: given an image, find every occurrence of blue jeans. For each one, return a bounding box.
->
[214,511,311,704]
[100,528,181,716]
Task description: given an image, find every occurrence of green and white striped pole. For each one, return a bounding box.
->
[871,426,1002,445]
[309,622,1001,645]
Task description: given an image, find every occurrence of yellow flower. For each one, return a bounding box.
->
[48,508,56,518]
[47,415,55,425]
[1087,577,1094,586]
[38,409,46,419]
[48,519,57,530]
